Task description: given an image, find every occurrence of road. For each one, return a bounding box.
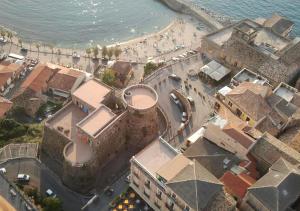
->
[145,53,219,146]
[0,158,89,211]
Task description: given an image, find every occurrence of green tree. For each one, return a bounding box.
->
[35,43,40,58]
[18,38,22,48]
[102,69,116,86]
[93,46,99,59]
[86,48,91,58]
[144,62,158,76]
[102,46,108,58]
[42,197,63,211]
[107,48,113,60]
[114,47,122,59]
[6,31,13,42]
[0,29,6,39]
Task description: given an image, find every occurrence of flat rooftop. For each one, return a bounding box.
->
[72,79,111,109]
[134,138,177,178]
[47,103,87,140]
[123,85,158,110]
[274,82,297,102]
[78,105,116,137]
[232,68,268,85]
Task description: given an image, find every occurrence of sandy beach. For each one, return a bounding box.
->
[0,16,207,73]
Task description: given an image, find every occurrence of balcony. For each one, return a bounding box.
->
[156,192,162,200]
[165,203,174,211]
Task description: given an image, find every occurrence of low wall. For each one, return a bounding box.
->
[172,89,192,130]
[159,0,223,31]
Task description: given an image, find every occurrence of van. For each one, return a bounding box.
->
[17,174,30,182]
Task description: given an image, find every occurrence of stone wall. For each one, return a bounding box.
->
[126,107,159,148]
[159,0,223,30]
[42,125,69,162]
[93,111,128,168]
[62,159,95,194]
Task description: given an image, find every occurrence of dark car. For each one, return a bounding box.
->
[168,74,182,81]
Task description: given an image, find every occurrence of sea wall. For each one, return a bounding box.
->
[160,0,223,31]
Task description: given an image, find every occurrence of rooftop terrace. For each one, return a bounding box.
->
[77,105,116,137]
[72,79,111,109]
[47,103,87,140]
[123,84,158,110]
[133,138,177,178]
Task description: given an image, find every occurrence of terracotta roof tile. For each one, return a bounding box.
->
[220,171,253,200]
[0,96,12,118]
[14,64,58,97]
[48,68,84,92]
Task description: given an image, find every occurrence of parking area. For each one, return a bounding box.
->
[0,158,88,211]
[145,54,224,146]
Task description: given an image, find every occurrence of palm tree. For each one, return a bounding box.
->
[114,47,122,59]
[18,38,22,48]
[86,48,91,58]
[6,31,13,43]
[93,46,99,59]
[102,46,108,59]
[35,43,40,58]
[107,48,113,60]
[49,44,54,62]
[0,29,6,39]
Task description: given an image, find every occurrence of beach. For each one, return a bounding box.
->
[0,16,207,73]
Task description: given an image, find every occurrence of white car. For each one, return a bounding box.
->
[0,168,6,174]
[170,93,180,105]
[0,37,7,43]
[187,96,195,105]
[181,112,188,122]
[46,189,56,198]
[17,174,30,182]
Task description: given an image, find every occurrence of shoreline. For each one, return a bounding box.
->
[1,16,206,60]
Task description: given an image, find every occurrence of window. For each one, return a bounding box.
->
[246,117,250,122]
[133,167,139,178]
[166,198,174,210]
[171,193,176,199]
[228,101,233,107]
[145,179,150,188]
[183,206,190,211]
[156,189,162,199]
[144,187,150,198]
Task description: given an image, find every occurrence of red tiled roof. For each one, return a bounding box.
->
[220,171,254,200]
[223,128,255,149]
[15,64,57,96]
[47,68,84,92]
[0,63,23,87]
[0,96,12,118]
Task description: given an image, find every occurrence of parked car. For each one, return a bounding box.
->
[125,175,131,183]
[170,93,180,105]
[104,186,114,196]
[46,189,56,198]
[187,96,195,106]
[168,74,181,81]
[181,112,188,122]
[0,37,7,43]
[17,174,30,182]
[0,168,6,174]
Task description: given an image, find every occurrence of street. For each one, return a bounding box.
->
[0,158,88,211]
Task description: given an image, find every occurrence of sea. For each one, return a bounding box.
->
[0,0,299,48]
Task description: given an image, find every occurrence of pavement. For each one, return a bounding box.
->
[0,173,35,211]
[0,158,89,211]
[145,53,224,147]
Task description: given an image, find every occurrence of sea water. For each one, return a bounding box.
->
[0,0,299,47]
